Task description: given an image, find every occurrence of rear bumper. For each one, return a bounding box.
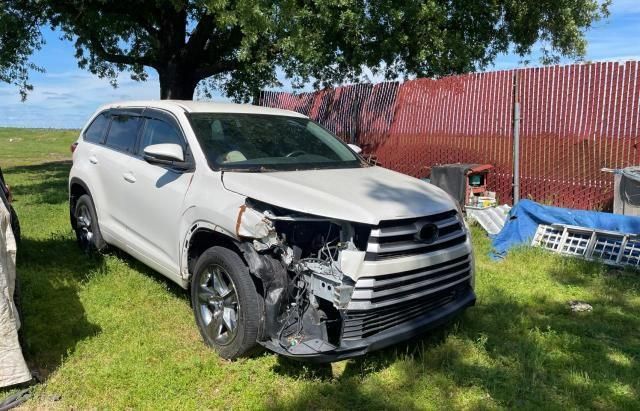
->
[264,287,476,363]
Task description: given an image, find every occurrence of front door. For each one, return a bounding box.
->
[119,111,194,276]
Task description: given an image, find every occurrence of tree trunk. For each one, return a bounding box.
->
[158,64,199,100]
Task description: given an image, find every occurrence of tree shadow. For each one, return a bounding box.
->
[3,161,71,177]
[269,320,458,409]
[1,160,104,387]
[4,153,638,408]
[5,161,71,206]
[272,357,334,380]
[109,246,189,302]
[2,159,194,390]
[16,234,103,380]
[268,280,640,409]
[442,288,640,409]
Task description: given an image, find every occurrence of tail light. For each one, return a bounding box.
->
[70,142,78,153]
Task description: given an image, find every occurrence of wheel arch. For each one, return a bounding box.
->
[183,222,288,342]
[182,223,242,281]
[69,177,94,229]
[181,223,271,297]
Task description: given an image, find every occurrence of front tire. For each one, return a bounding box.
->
[191,246,263,360]
[73,194,107,253]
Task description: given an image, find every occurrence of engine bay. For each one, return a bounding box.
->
[236,198,371,355]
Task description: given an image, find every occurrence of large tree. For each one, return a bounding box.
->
[2,0,610,101]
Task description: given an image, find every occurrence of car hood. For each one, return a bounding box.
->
[221,166,456,225]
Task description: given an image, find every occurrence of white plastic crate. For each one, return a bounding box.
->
[532,224,640,268]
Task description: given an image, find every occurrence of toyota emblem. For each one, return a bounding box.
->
[416,223,439,243]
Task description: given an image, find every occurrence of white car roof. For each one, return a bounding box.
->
[102,100,307,118]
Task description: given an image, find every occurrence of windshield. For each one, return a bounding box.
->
[188,113,364,171]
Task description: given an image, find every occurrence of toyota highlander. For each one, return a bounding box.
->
[68,100,476,362]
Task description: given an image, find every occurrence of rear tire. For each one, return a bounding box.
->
[73,194,107,253]
[191,246,263,360]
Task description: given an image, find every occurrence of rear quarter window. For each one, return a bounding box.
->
[104,114,141,153]
[84,113,110,144]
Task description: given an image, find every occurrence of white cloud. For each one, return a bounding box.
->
[0,71,160,128]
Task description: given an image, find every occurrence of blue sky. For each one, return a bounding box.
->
[1,0,639,129]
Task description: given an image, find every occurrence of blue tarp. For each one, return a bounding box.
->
[491,199,640,258]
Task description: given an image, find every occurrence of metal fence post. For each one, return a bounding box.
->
[513,72,521,205]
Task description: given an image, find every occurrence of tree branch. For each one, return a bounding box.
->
[186,13,215,57]
[87,33,155,67]
[97,2,161,42]
[194,59,239,79]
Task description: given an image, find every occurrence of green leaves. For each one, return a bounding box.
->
[0,1,44,100]
[0,0,610,100]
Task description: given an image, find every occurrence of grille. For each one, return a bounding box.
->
[341,210,472,340]
[350,253,472,308]
[366,209,465,261]
[342,281,470,340]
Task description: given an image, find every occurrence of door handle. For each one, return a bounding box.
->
[89,156,98,164]
[123,172,136,183]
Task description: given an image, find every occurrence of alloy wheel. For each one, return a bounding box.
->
[197,264,240,345]
[76,203,94,248]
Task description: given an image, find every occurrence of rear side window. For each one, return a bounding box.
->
[140,119,184,150]
[105,115,141,153]
[84,113,110,144]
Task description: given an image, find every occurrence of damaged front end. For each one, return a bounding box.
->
[235,198,476,362]
[236,198,370,358]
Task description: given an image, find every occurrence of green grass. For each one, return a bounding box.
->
[1,128,639,409]
[0,128,78,167]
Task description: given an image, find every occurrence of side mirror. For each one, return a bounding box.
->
[347,143,362,154]
[143,144,188,169]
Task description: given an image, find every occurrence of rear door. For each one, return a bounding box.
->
[97,109,144,241]
[76,110,110,221]
[118,109,195,275]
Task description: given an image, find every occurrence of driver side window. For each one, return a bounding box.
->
[140,118,184,152]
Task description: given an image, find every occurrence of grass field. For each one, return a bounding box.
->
[1,127,639,410]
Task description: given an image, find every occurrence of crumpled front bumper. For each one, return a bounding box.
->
[263,287,476,363]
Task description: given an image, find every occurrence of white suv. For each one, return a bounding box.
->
[69,100,475,362]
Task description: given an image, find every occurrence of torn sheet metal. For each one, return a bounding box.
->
[532,223,640,268]
[0,199,30,388]
[236,205,293,265]
[338,249,366,279]
[236,205,273,239]
[466,205,511,235]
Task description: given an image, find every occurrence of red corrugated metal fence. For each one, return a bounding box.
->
[259,61,640,210]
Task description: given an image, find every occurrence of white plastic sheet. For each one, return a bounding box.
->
[0,200,30,388]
